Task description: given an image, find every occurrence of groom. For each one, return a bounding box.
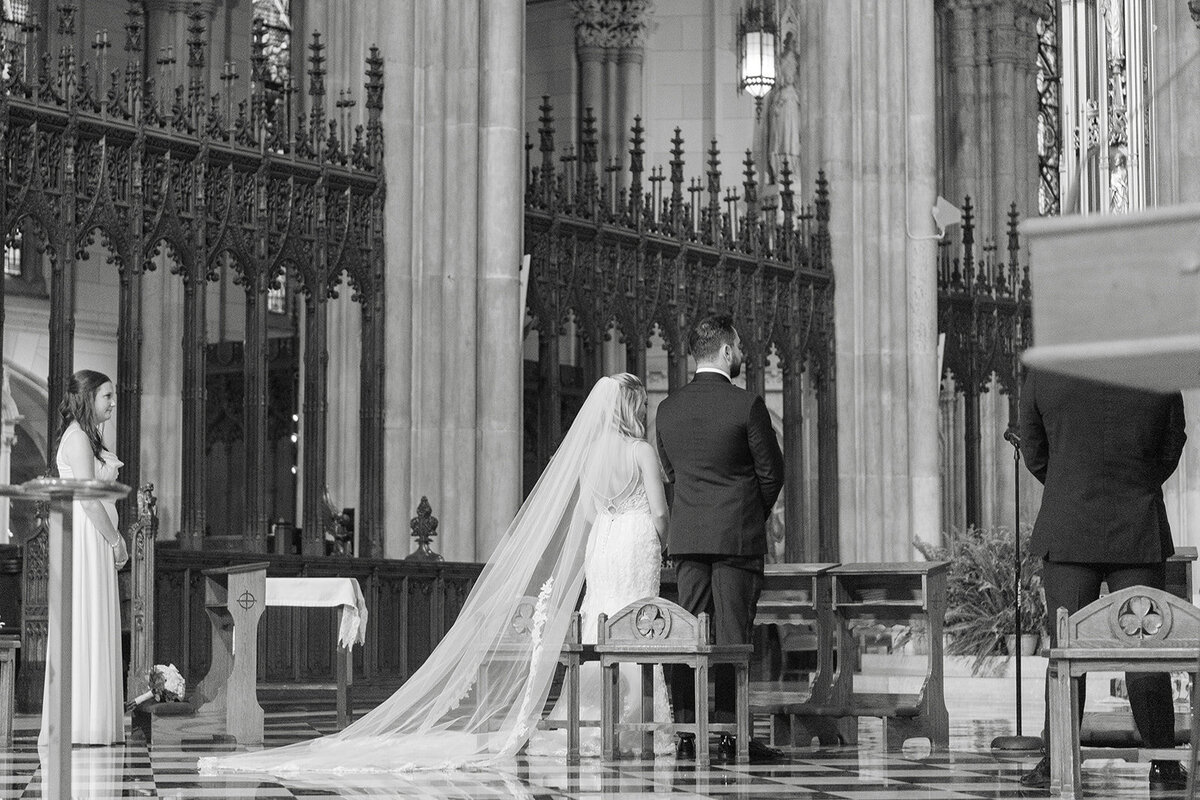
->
[655,313,785,761]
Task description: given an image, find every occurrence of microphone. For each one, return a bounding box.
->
[1003,428,1021,448]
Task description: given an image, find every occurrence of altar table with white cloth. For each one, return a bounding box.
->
[266,577,369,648]
[265,577,367,730]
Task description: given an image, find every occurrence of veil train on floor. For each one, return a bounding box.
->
[200,378,626,775]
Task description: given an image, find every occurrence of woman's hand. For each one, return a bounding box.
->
[111,537,129,570]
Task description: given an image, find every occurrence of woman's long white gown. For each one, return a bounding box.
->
[39,424,125,746]
[528,476,673,757]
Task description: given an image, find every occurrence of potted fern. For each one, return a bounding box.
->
[915,525,1046,674]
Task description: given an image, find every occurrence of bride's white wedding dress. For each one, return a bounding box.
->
[527,444,673,757]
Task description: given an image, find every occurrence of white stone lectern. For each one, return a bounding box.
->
[1021,203,1200,390]
[0,477,130,800]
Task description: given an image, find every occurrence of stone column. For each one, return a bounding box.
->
[140,0,211,544]
[304,1,369,542]
[375,0,524,561]
[616,2,650,174]
[578,42,605,140]
[145,0,215,92]
[798,0,940,561]
[603,48,619,167]
[139,260,184,542]
[617,43,643,169]
[938,0,1043,240]
[574,0,607,150]
[1151,0,1200,555]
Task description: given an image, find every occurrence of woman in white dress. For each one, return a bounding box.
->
[39,370,128,746]
[527,372,673,756]
[202,373,672,774]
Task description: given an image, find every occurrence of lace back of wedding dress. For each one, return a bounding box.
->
[201,378,631,775]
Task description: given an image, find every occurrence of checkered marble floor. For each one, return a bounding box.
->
[0,709,1189,799]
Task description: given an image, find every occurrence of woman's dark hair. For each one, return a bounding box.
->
[57,369,112,460]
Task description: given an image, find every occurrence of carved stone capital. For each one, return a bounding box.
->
[573,0,651,50]
[571,0,608,48]
[1190,0,1200,28]
[616,0,653,48]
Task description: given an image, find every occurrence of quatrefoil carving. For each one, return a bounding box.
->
[635,603,671,640]
[1116,595,1165,640]
[510,600,536,636]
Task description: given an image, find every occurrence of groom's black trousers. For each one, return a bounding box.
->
[669,554,764,724]
[1040,560,1175,750]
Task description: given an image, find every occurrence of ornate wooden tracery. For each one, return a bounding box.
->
[524,102,838,560]
[937,199,1033,528]
[0,2,386,556]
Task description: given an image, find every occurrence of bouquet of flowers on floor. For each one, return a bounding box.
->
[125,663,186,712]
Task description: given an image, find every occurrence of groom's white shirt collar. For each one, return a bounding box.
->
[694,366,731,380]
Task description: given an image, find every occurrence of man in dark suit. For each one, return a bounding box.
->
[1018,368,1187,791]
[655,313,785,761]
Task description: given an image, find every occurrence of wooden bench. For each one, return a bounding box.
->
[754,561,949,750]
[749,563,842,745]
[596,597,751,765]
[1048,585,1200,799]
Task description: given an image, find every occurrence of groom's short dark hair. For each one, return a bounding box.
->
[689,313,737,362]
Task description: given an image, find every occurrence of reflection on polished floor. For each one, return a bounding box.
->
[0,700,1189,799]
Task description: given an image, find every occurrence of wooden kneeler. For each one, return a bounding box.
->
[1048,585,1200,798]
[596,597,751,765]
[481,598,596,762]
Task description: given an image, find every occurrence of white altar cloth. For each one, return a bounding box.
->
[265,578,368,648]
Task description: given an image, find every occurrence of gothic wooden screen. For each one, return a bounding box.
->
[524,103,838,562]
[0,4,386,556]
[938,199,1033,529]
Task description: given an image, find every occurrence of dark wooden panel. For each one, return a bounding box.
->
[152,549,482,691]
[152,567,188,665]
[0,545,21,633]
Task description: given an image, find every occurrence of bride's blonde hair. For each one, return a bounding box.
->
[610,373,647,439]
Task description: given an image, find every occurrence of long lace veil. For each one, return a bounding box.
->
[201,376,627,774]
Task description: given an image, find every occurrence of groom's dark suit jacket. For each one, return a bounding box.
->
[1019,368,1186,564]
[655,371,785,557]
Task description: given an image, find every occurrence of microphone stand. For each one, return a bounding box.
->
[992,426,1043,751]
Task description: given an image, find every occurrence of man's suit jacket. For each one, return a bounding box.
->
[655,371,785,557]
[1019,369,1186,564]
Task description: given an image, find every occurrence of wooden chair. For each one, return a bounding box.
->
[481,597,595,762]
[1189,648,1199,800]
[596,597,751,766]
[1048,585,1200,798]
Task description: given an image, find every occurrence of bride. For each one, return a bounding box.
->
[201,373,672,774]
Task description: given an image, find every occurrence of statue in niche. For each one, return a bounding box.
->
[766,32,802,186]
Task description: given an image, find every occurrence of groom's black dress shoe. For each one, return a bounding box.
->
[714,734,785,763]
[748,737,786,763]
[716,734,736,762]
[1149,761,1188,792]
[675,732,696,760]
[1018,756,1050,789]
